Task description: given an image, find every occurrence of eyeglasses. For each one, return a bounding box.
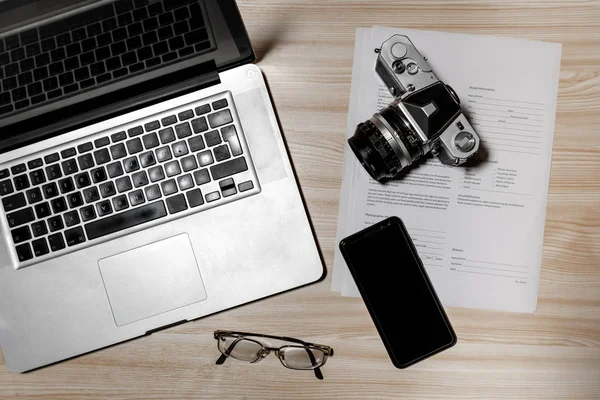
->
[214,330,334,380]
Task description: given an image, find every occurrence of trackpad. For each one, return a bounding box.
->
[99,234,207,326]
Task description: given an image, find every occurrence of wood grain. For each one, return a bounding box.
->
[1,0,599,399]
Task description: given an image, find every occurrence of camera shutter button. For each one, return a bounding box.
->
[391,43,407,58]
[454,131,476,152]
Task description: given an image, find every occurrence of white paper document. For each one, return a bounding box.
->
[332,26,562,313]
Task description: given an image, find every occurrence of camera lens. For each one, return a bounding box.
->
[348,105,423,182]
[348,120,398,182]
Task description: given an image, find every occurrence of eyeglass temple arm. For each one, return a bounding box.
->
[305,348,324,380]
[215,338,243,365]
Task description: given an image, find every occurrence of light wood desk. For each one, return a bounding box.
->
[1,1,599,398]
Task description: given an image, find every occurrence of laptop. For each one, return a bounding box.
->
[0,0,323,373]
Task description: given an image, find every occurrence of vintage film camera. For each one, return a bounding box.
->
[348,35,480,182]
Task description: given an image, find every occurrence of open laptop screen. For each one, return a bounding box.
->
[0,0,254,153]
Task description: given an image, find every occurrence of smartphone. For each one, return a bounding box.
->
[339,216,456,368]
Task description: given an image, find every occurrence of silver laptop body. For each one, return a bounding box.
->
[0,0,322,373]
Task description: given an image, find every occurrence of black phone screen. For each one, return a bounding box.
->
[339,217,456,368]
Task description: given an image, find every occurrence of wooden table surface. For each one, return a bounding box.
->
[1,0,599,399]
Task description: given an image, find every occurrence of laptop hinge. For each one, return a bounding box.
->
[0,60,220,153]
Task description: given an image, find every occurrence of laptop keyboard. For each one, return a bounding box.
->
[0,91,260,268]
[0,0,211,117]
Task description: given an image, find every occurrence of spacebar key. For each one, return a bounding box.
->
[85,201,167,240]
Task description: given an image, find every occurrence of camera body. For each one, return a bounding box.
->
[348,35,480,182]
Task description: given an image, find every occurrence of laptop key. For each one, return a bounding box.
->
[77,154,95,170]
[116,176,133,193]
[107,162,124,178]
[32,238,50,257]
[2,192,26,211]
[111,131,127,142]
[48,215,64,232]
[193,169,210,186]
[80,205,96,221]
[205,130,221,146]
[14,174,30,190]
[156,146,172,162]
[161,179,177,195]
[186,188,204,207]
[65,226,86,247]
[61,159,78,175]
[159,127,175,143]
[29,169,46,185]
[148,166,165,182]
[16,243,33,262]
[7,207,35,228]
[128,126,144,137]
[27,158,43,169]
[94,148,111,165]
[48,233,65,252]
[212,99,228,110]
[164,161,181,177]
[208,109,233,128]
[51,197,67,213]
[138,152,155,168]
[64,210,80,227]
[161,115,177,126]
[214,145,231,162]
[0,179,15,196]
[197,150,213,167]
[128,189,145,206]
[177,174,194,191]
[144,120,160,132]
[91,167,107,183]
[67,192,84,208]
[58,177,75,193]
[96,200,112,217]
[85,200,166,240]
[181,155,197,172]
[178,109,194,121]
[144,184,161,201]
[42,182,59,199]
[132,171,149,187]
[195,104,210,115]
[78,142,93,153]
[191,117,208,133]
[188,136,205,152]
[34,202,51,219]
[31,221,48,237]
[83,187,99,204]
[175,122,192,139]
[166,193,187,214]
[0,169,9,180]
[205,191,220,203]
[99,181,116,198]
[219,178,237,198]
[110,143,127,159]
[171,141,188,157]
[123,157,140,173]
[210,157,248,180]
[142,132,159,149]
[45,164,62,180]
[221,125,243,156]
[127,138,143,154]
[94,137,110,148]
[26,187,43,204]
[11,226,32,243]
[112,195,129,211]
[75,172,91,188]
